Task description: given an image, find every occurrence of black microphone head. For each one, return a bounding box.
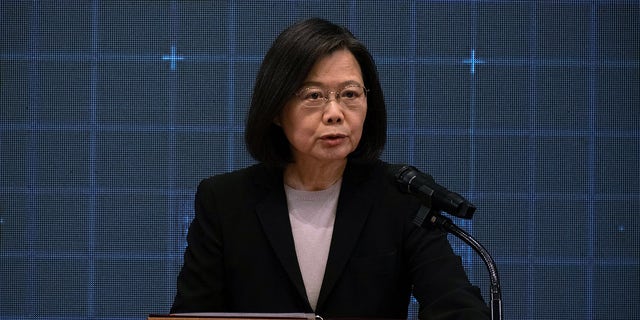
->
[387,164,408,181]
[387,163,477,219]
[387,164,417,193]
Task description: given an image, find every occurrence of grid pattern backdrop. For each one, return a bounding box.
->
[1,1,639,319]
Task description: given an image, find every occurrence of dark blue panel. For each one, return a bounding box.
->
[0,1,638,319]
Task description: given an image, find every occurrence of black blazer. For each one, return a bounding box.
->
[171,160,489,319]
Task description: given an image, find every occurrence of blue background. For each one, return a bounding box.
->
[1,1,638,319]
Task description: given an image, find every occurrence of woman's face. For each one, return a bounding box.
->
[277,49,367,166]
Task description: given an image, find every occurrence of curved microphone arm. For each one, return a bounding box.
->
[415,206,503,320]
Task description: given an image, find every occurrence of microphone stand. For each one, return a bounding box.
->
[413,205,503,320]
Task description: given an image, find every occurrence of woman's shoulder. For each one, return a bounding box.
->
[345,158,406,184]
[198,162,281,192]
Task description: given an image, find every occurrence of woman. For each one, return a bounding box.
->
[171,18,490,319]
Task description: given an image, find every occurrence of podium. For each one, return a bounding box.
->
[148,313,317,320]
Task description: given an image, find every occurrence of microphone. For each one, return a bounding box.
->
[389,165,502,320]
[390,164,476,219]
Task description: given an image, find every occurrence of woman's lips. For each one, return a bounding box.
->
[320,133,347,146]
[320,133,346,139]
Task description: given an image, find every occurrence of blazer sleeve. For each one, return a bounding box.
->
[171,178,227,313]
[405,221,490,319]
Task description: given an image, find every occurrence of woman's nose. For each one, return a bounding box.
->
[322,100,344,124]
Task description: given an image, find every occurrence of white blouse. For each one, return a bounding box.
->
[284,179,341,311]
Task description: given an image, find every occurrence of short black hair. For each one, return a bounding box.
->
[245,18,387,166]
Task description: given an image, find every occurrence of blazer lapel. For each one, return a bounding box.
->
[254,167,311,310]
[316,160,380,310]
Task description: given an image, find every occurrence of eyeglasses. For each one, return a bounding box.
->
[294,84,368,108]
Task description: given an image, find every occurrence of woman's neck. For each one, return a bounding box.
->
[284,160,347,191]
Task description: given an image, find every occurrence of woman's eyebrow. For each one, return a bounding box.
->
[299,80,363,88]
